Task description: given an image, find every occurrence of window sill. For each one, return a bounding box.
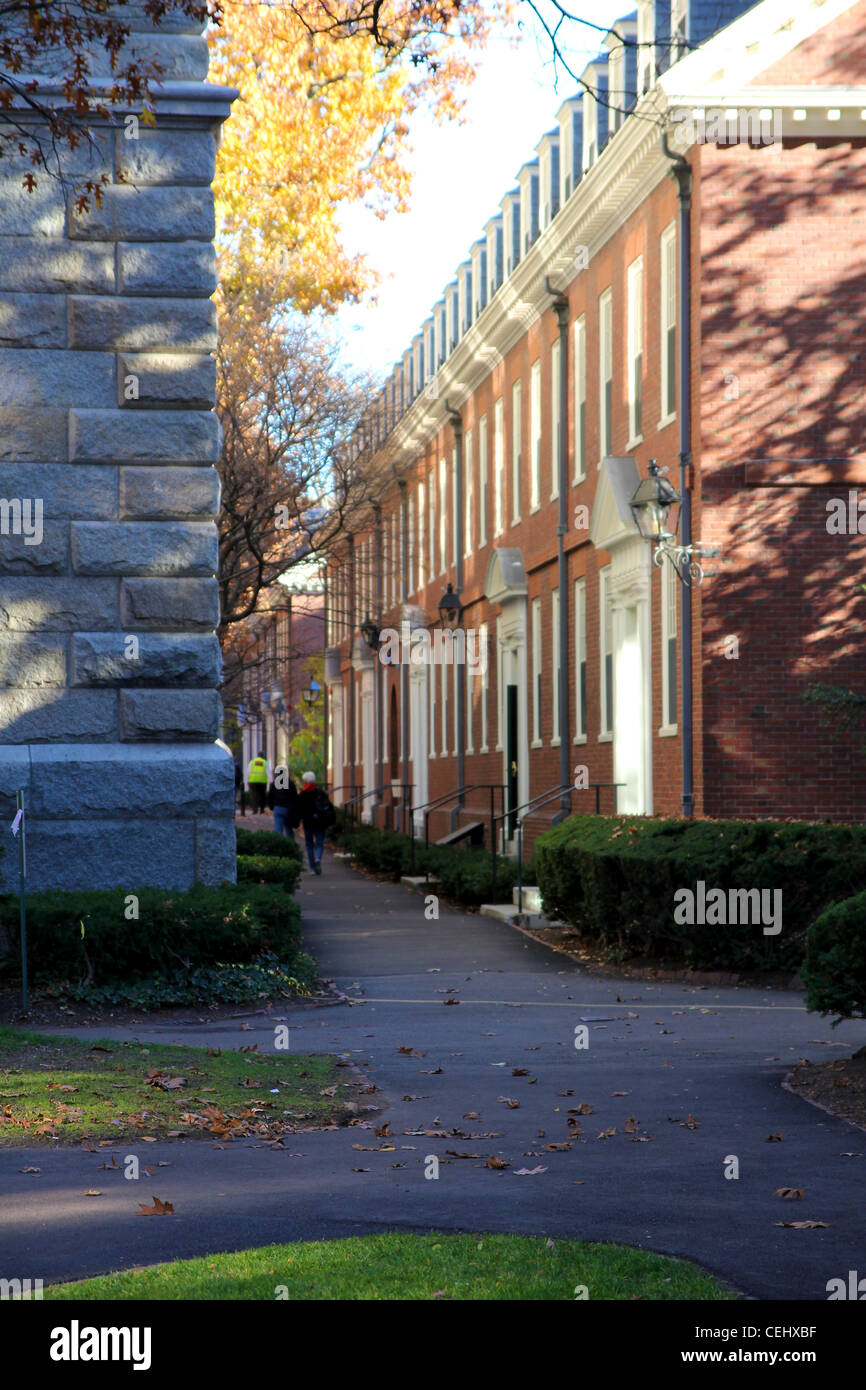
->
[531,738,543,749]
[511,514,521,526]
[572,472,586,487]
[658,723,678,738]
[657,413,676,432]
[479,745,489,755]
[529,503,541,515]
[573,733,587,745]
[598,731,613,743]
[625,434,643,453]
[551,737,561,748]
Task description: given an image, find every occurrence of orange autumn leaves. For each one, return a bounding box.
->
[209,0,513,312]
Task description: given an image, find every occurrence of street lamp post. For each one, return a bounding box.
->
[445,402,465,807]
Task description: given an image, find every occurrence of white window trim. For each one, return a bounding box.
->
[479,621,489,753]
[530,361,541,512]
[626,256,643,450]
[573,317,586,484]
[660,220,678,431]
[511,380,522,523]
[531,596,542,744]
[428,658,437,759]
[464,428,474,558]
[550,338,561,502]
[573,576,587,742]
[495,618,503,752]
[599,288,613,464]
[465,660,474,754]
[438,457,447,575]
[479,415,488,547]
[551,587,561,744]
[493,397,505,537]
[599,565,613,738]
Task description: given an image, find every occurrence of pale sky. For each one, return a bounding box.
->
[335,2,631,376]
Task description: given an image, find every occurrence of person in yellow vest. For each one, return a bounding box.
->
[247,750,271,814]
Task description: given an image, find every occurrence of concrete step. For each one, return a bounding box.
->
[480,903,526,924]
[512,885,542,913]
[400,875,439,891]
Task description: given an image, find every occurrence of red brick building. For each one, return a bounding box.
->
[324,0,866,847]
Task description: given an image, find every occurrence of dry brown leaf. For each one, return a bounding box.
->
[775,1187,804,1200]
[776,1220,828,1229]
[512,1068,530,1076]
[765,1133,783,1142]
[84,1189,102,1197]
[486,1156,509,1170]
[681,1115,701,1130]
[138,1196,174,1215]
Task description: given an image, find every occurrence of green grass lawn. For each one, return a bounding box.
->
[46,1233,737,1300]
[0,1025,355,1145]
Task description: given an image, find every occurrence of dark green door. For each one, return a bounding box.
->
[506,684,518,838]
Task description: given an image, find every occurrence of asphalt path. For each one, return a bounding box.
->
[2,846,865,1299]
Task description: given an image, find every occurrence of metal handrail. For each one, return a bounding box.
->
[513,785,574,915]
[419,783,507,887]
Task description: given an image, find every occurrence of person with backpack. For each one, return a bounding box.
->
[267,772,299,839]
[297,771,334,874]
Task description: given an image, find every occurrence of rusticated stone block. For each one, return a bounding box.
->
[117,352,216,409]
[28,743,234,821]
[117,242,217,297]
[0,577,119,630]
[120,578,220,629]
[71,632,221,686]
[195,817,238,885]
[120,688,221,740]
[13,819,196,892]
[0,349,115,409]
[70,409,220,466]
[0,409,67,463]
[0,522,68,575]
[0,240,114,294]
[69,296,216,352]
[68,186,215,242]
[0,465,117,520]
[0,293,67,348]
[0,633,67,687]
[0,688,117,741]
[116,129,216,186]
[120,466,219,519]
[71,521,218,576]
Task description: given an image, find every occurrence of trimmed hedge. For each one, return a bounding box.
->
[0,882,301,987]
[535,815,866,971]
[235,826,302,861]
[802,891,866,1023]
[336,823,523,906]
[237,853,302,894]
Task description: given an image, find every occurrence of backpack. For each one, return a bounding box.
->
[313,789,336,828]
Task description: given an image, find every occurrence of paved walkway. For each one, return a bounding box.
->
[2,844,865,1298]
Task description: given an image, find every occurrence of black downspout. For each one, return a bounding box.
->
[373,502,384,823]
[322,564,329,790]
[445,400,465,825]
[399,480,410,834]
[661,131,694,819]
[347,533,356,801]
[545,280,572,821]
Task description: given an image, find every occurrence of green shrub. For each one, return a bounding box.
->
[535,815,866,971]
[0,883,301,986]
[41,952,319,1009]
[237,854,302,894]
[338,823,517,905]
[802,891,866,1023]
[235,827,302,861]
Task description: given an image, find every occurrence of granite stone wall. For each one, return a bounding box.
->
[0,11,237,890]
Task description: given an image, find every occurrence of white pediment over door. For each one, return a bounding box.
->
[589,456,641,553]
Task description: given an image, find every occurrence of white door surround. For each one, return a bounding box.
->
[484,548,530,845]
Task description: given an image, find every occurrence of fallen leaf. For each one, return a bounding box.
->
[373,1122,391,1138]
[512,1068,530,1076]
[681,1114,701,1130]
[775,1188,804,1200]
[89,1045,112,1053]
[18,1166,41,1174]
[765,1133,783,1142]
[556,1090,574,1097]
[543,1141,572,1152]
[138,1197,174,1215]
[445,1150,481,1159]
[596,1127,617,1139]
[420,1067,443,1075]
[486,1156,509,1170]
[514,1166,547,1175]
[351,1167,370,1172]
[776,1220,828,1229]
[463,1112,481,1120]
[84,1190,102,1197]
[207,1047,222,1056]
[443,998,460,1006]
[611,1091,630,1097]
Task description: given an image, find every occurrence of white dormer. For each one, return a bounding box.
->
[557,94,583,205]
[581,58,610,172]
[457,260,473,336]
[500,188,521,276]
[422,317,435,386]
[484,213,503,300]
[471,238,488,317]
[605,16,637,133]
[536,129,560,231]
[433,298,447,369]
[402,347,413,411]
[444,279,459,355]
[411,333,424,398]
[517,159,539,253]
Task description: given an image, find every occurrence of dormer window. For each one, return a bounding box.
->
[670,0,688,58]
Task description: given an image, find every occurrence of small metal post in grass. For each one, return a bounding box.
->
[12,788,27,1011]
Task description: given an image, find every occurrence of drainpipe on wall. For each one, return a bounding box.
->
[660,130,695,820]
[399,480,410,833]
[445,400,465,819]
[373,502,384,822]
[347,532,356,793]
[545,281,572,822]
[322,566,329,788]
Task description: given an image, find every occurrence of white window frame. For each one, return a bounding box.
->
[479,621,489,752]
[531,596,543,747]
[660,554,678,735]
[493,397,505,536]
[428,471,435,582]
[415,484,423,594]
[466,657,474,754]
[551,587,561,744]
[428,656,437,758]
[441,657,448,755]
[451,448,458,565]
[660,222,677,427]
[626,256,644,448]
[599,565,613,740]
[438,457,446,574]
[511,380,522,523]
[530,361,541,511]
[550,338,561,500]
[479,414,488,546]
[453,659,459,755]
[573,577,587,742]
[599,289,613,461]
[464,427,474,557]
[573,316,587,482]
[495,615,503,752]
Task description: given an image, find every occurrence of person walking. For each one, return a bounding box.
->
[267,773,299,839]
[247,750,270,815]
[297,771,334,874]
[234,760,247,817]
